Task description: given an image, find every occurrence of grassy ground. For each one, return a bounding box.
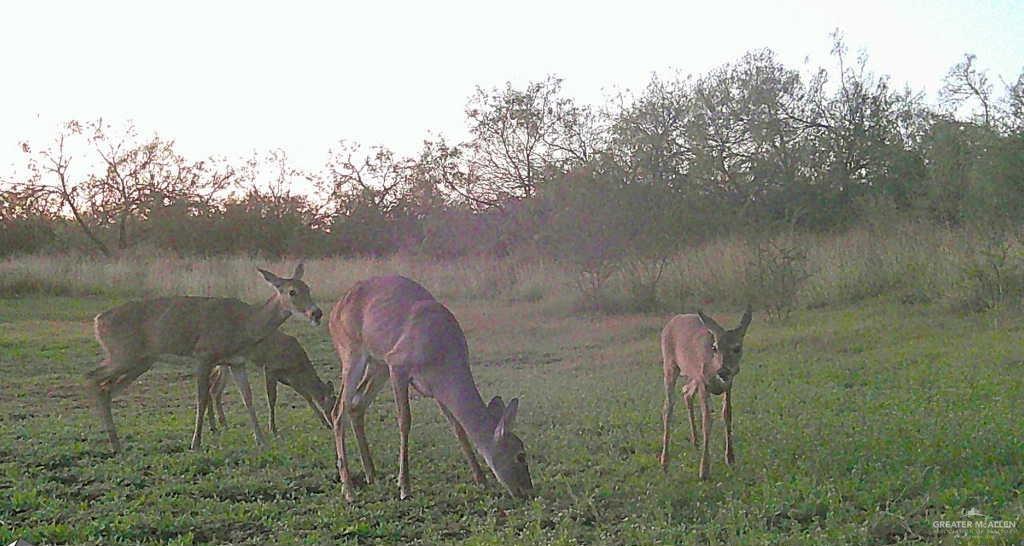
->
[1,294,1022,545]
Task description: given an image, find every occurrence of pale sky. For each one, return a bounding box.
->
[1,0,1022,176]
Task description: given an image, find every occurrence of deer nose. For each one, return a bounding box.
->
[311,307,323,325]
[515,483,535,499]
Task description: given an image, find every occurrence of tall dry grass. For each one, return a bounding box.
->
[0,253,572,305]
[1,222,1021,314]
[597,221,1022,313]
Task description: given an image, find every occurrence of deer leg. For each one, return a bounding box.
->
[438,400,486,484]
[299,393,327,428]
[207,392,219,434]
[95,387,119,453]
[230,365,267,448]
[207,367,227,433]
[87,357,151,453]
[660,365,679,472]
[107,360,152,398]
[86,363,120,453]
[332,350,368,502]
[265,372,279,436]
[190,362,214,451]
[685,390,697,447]
[304,393,331,429]
[207,407,219,433]
[291,380,333,429]
[698,386,712,481]
[349,407,374,484]
[723,388,735,466]
[391,370,413,500]
[351,362,388,485]
[213,367,228,428]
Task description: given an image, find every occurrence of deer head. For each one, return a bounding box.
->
[315,380,336,423]
[484,396,534,498]
[698,305,752,390]
[258,263,323,326]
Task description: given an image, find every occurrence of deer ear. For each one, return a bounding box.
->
[698,310,725,337]
[487,396,506,419]
[494,398,519,441]
[736,304,752,334]
[258,268,284,288]
[293,262,305,280]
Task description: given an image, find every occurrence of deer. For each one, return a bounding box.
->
[206,330,335,435]
[85,263,322,453]
[328,275,534,501]
[659,306,751,480]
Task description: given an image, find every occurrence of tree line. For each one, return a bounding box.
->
[3,35,1022,265]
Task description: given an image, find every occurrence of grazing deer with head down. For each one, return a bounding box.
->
[86,263,322,453]
[659,306,751,480]
[329,275,534,501]
[207,330,335,435]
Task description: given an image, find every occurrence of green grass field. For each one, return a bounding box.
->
[1,294,1021,545]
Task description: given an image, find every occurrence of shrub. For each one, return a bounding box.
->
[949,229,1024,311]
[745,234,810,320]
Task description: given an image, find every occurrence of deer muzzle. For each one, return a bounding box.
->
[707,373,728,395]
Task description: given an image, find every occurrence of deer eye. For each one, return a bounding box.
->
[288,289,297,296]
[516,453,527,464]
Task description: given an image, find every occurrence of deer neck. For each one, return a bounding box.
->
[435,369,498,457]
[242,296,291,345]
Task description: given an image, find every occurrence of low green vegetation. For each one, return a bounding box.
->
[1,290,1021,544]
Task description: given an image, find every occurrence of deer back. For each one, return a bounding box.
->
[95,297,255,360]
[251,331,333,397]
[330,275,438,359]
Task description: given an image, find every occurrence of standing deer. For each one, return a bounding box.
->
[659,306,751,480]
[85,263,322,453]
[207,331,335,435]
[329,275,534,501]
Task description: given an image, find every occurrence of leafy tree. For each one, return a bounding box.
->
[12,120,233,255]
[321,142,416,255]
[0,183,59,255]
[607,75,694,194]
[940,54,994,127]
[1000,70,1024,134]
[14,121,112,255]
[795,33,927,225]
[463,76,601,205]
[963,131,1024,227]
[687,50,817,225]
